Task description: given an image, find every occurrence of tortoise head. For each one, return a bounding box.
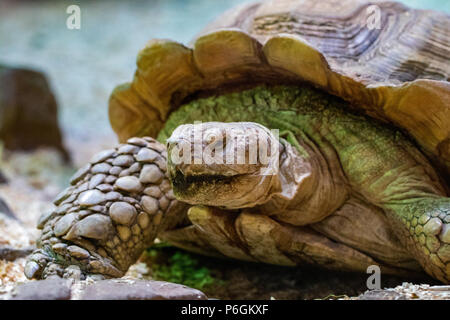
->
[166,121,285,209]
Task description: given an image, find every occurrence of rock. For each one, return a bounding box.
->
[139,164,164,184]
[0,245,33,261]
[0,66,68,159]
[0,169,7,184]
[109,202,137,226]
[356,283,450,300]
[10,277,72,300]
[114,176,142,193]
[80,279,207,300]
[358,290,408,300]
[0,196,16,220]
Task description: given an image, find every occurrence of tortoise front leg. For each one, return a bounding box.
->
[385,198,450,283]
[25,137,187,280]
[174,206,411,275]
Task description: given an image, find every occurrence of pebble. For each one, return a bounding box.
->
[80,279,207,300]
[11,278,72,300]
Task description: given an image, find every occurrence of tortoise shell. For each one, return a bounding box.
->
[108,0,450,184]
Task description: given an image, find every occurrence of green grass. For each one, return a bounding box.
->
[145,246,223,290]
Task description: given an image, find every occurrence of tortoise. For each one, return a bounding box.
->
[25,0,450,283]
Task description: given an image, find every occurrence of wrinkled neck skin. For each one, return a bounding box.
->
[254,137,348,225]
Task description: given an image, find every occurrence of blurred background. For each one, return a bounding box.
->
[0,0,449,166]
[0,0,448,297]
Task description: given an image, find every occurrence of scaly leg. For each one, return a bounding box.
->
[25,137,186,280]
[173,206,414,275]
[385,197,450,283]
